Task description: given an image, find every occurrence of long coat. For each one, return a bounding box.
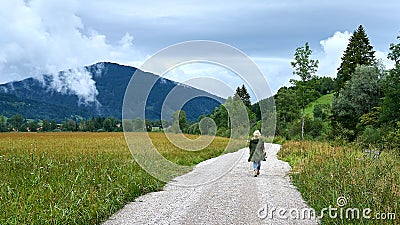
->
[248,138,265,162]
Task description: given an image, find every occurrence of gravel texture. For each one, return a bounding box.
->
[103,144,319,225]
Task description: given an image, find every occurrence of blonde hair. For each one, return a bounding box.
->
[253,130,261,139]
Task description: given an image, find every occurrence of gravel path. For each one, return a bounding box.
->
[103,144,319,224]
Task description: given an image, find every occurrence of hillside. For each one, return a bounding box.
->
[0,62,224,122]
[304,93,334,119]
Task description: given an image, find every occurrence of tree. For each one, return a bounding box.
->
[27,120,39,132]
[187,122,201,135]
[50,120,57,131]
[103,118,113,132]
[0,116,8,132]
[313,104,331,121]
[209,103,230,137]
[336,25,376,93]
[170,110,188,133]
[94,117,105,130]
[145,119,153,132]
[332,64,383,139]
[233,85,251,108]
[381,69,400,126]
[275,87,300,125]
[63,119,77,131]
[388,36,400,67]
[275,87,299,138]
[314,76,335,95]
[290,42,319,140]
[240,85,251,108]
[86,118,95,131]
[42,119,51,132]
[199,117,216,135]
[132,118,145,131]
[381,36,400,126]
[10,114,24,131]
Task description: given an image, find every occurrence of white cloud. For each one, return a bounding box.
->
[317,31,352,77]
[318,31,394,77]
[38,67,100,106]
[0,0,142,84]
[375,50,394,69]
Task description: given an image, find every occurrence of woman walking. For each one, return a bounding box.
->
[248,130,265,177]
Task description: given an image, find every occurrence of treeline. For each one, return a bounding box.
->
[0,113,176,133]
[0,114,124,132]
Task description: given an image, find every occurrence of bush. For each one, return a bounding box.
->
[383,122,400,154]
[358,125,383,149]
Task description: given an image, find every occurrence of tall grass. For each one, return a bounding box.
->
[278,141,399,224]
[0,132,240,224]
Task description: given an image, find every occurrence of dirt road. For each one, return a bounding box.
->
[103,144,319,224]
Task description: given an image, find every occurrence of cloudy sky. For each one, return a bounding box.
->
[1,0,399,100]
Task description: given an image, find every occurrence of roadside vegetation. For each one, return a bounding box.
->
[278,141,399,224]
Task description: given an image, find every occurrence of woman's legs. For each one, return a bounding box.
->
[256,161,261,171]
[253,161,261,176]
[253,161,258,170]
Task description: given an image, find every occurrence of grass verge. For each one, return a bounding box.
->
[278,141,399,224]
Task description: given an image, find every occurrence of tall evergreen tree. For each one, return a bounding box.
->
[336,25,376,93]
[233,85,251,108]
[240,85,251,108]
[233,87,241,102]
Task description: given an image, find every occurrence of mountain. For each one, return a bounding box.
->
[0,62,224,122]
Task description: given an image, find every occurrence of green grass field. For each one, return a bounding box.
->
[304,93,334,119]
[278,141,399,224]
[0,132,242,224]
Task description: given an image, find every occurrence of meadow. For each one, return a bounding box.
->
[0,132,242,224]
[278,141,399,224]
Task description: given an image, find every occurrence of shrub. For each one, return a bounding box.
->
[358,126,383,149]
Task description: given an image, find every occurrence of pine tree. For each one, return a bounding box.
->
[233,85,251,108]
[233,87,241,102]
[240,85,251,108]
[336,25,376,93]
